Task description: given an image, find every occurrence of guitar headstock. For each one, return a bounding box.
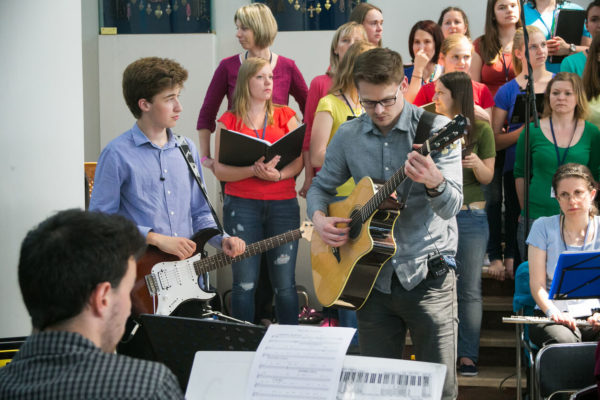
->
[300,221,314,242]
[423,114,468,156]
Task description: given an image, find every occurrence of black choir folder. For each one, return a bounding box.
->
[219,124,305,171]
[549,9,586,64]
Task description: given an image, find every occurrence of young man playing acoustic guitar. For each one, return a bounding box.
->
[307,48,463,400]
[90,57,245,270]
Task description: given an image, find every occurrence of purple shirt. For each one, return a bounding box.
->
[196,54,308,132]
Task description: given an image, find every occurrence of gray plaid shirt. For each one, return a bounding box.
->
[0,331,183,399]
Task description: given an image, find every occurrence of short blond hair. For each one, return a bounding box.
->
[329,22,368,76]
[234,3,278,49]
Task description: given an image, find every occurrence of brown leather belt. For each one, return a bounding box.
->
[460,201,486,211]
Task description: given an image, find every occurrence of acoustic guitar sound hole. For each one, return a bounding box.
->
[348,209,362,240]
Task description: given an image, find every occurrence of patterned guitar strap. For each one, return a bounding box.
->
[175,135,224,234]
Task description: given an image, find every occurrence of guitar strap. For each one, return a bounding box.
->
[175,135,225,234]
[396,110,438,208]
[415,110,437,145]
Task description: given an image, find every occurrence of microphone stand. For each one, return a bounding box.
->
[519,0,539,261]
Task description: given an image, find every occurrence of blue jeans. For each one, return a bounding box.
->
[456,209,489,363]
[224,195,300,325]
[357,270,458,400]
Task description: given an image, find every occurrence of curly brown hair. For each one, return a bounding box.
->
[122,57,188,119]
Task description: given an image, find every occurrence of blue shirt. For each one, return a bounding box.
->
[527,215,600,289]
[90,123,224,249]
[523,1,590,73]
[306,102,463,292]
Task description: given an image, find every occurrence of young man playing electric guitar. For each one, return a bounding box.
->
[90,57,245,287]
[307,48,463,400]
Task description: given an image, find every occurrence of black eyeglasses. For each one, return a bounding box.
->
[359,86,401,109]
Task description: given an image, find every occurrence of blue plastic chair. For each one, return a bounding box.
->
[513,261,538,400]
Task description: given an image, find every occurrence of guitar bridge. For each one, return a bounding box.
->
[331,247,341,263]
[145,274,157,296]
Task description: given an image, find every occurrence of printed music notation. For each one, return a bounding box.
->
[246,325,355,400]
[186,351,447,399]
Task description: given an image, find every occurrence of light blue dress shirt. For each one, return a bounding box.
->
[90,123,224,249]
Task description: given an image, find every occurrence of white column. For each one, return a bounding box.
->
[0,0,84,337]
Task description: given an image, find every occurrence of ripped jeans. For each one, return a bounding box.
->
[224,195,300,324]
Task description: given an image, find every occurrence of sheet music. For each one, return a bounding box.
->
[185,352,446,400]
[554,298,600,318]
[337,355,446,400]
[246,325,355,400]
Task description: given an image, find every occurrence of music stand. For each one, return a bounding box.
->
[118,314,266,391]
[548,251,600,300]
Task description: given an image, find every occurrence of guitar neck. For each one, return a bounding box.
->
[193,229,302,275]
[359,145,430,223]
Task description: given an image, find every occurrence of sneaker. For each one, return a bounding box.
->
[458,364,478,376]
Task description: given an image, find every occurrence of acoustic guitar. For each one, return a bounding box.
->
[132,221,313,316]
[311,115,467,310]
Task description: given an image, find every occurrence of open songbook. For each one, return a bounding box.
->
[219,124,305,170]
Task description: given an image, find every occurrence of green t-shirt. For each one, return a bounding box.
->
[462,120,496,204]
[514,121,600,218]
[559,51,587,77]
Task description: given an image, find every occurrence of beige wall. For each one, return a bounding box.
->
[0,0,84,337]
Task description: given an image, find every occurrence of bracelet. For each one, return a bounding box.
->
[200,156,209,164]
[545,305,561,318]
[278,170,282,181]
[412,75,423,80]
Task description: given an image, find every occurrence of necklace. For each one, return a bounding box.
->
[245,50,273,64]
[561,215,592,249]
[246,110,268,140]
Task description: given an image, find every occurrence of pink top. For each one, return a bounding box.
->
[413,79,495,109]
[474,37,516,97]
[218,107,298,200]
[302,74,333,151]
[197,54,308,132]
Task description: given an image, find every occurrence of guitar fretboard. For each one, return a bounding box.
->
[358,145,429,224]
[191,229,302,275]
[352,115,466,227]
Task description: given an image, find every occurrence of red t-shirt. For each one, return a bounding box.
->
[303,74,333,151]
[413,79,495,109]
[218,106,298,200]
[474,37,516,97]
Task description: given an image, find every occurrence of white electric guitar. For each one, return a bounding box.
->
[131,221,313,316]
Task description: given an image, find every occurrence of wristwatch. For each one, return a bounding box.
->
[570,43,577,54]
[425,178,447,198]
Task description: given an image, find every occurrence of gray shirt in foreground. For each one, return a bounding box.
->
[307,102,463,292]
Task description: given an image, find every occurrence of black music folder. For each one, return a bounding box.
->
[549,9,586,64]
[510,93,545,125]
[219,124,305,170]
